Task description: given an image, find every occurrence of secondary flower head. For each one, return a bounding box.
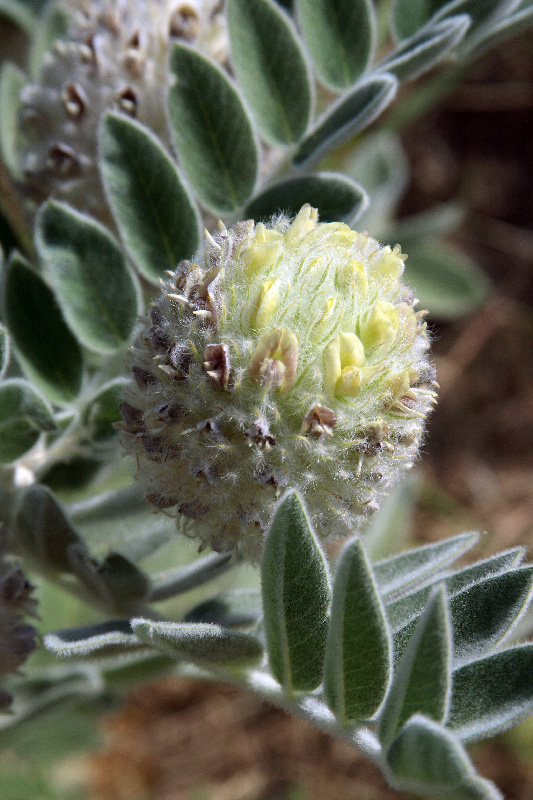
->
[120,206,437,561]
[18,0,227,221]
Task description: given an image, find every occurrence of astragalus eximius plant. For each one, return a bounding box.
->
[0,1,533,798]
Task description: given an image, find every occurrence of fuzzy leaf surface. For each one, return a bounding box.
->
[378,15,470,82]
[386,714,502,799]
[96,552,151,604]
[0,379,56,464]
[0,61,25,177]
[3,252,83,402]
[36,201,140,353]
[100,112,200,283]
[323,538,391,722]
[227,0,312,145]
[261,491,331,692]
[379,586,451,747]
[184,589,262,628]
[132,620,263,669]
[245,172,368,224]
[465,5,533,58]
[293,73,398,166]
[387,548,524,632]
[374,531,479,597]
[168,44,258,213]
[45,620,147,660]
[391,0,516,40]
[448,645,533,742]
[13,483,86,572]
[297,0,376,90]
[81,378,126,442]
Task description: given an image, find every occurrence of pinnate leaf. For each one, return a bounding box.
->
[293,74,398,166]
[2,251,83,402]
[297,0,376,90]
[261,491,331,693]
[0,379,57,464]
[323,538,391,722]
[168,44,258,213]
[36,201,140,353]
[245,172,368,224]
[100,112,200,283]
[379,586,451,747]
[227,0,312,144]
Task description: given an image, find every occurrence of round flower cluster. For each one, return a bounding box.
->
[18,0,227,221]
[119,206,437,561]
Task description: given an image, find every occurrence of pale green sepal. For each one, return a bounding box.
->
[261,490,331,693]
[13,483,87,573]
[323,538,391,723]
[0,61,26,178]
[2,251,83,403]
[378,585,452,747]
[168,43,258,214]
[0,378,57,464]
[0,323,9,380]
[448,645,533,742]
[227,0,313,145]
[81,378,127,442]
[99,112,200,283]
[131,619,263,669]
[374,531,479,597]
[184,589,262,628]
[297,0,376,90]
[44,620,147,660]
[35,200,141,353]
[404,240,491,319]
[293,73,398,167]
[377,16,470,83]
[386,714,503,800]
[245,172,368,224]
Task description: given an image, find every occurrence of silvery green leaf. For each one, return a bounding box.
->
[378,586,451,747]
[150,552,234,601]
[0,61,25,178]
[28,0,67,79]
[386,714,502,799]
[67,484,175,562]
[36,201,141,353]
[184,589,262,628]
[168,43,258,214]
[374,531,479,597]
[0,323,9,380]
[391,0,517,40]
[297,0,376,90]
[245,172,368,224]
[0,378,57,464]
[2,251,83,403]
[365,477,417,562]
[261,491,331,693]
[131,619,264,669]
[395,566,533,665]
[13,483,86,573]
[387,547,525,633]
[227,0,313,145]
[323,538,391,722]
[389,202,465,242]
[81,378,126,442]
[44,620,147,660]
[403,240,491,320]
[463,4,533,59]
[293,73,398,167]
[99,112,200,283]
[448,644,533,742]
[96,552,151,604]
[377,16,470,83]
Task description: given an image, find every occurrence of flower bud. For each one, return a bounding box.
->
[120,206,436,561]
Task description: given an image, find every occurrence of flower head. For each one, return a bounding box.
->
[18,0,227,221]
[120,206,437,561]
